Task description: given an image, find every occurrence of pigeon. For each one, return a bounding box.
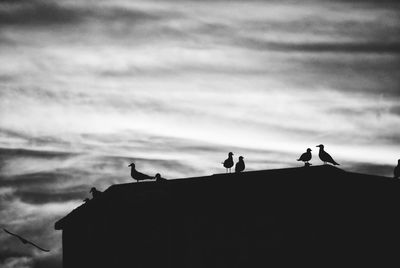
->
[128,163,153,182]
[222,152,234,173]
[89,187,102,199]
[394,159,400,179]
[297,148,312,166]
[235,156,245,173]
[155,173,167,182]
[3,228,50,252]
[316,144,339,165]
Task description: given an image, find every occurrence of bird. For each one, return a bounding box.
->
[128,162,153,182]
[3,228,50,252]
[89,187,102,199]
[235,156,245,173]
[316,144,339,165]
[155,173,167,182]
[394,159,400,179]
[83,198,90,203]
[297,148,312,166]
[222,152,234,173]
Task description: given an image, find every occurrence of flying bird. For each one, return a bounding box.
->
[235,156,245,173]
[394,159,400,179]
[297,148,312,166]
[3,228,50,252]
[128,162,153,182]
[316,144,339,165]
[222,152,234,173]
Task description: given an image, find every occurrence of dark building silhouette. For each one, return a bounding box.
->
[55,166,400,268]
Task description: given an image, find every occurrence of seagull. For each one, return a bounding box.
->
[235,156,245,173]
[155,173,167,182]
[297,148,312,166]
[3,228,50,252]
[222,152,234,173]
[394,159,400,179]
[316,144,339,165]
[89,187,102,199]
[128,162,153,182]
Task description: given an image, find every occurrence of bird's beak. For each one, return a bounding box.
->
[128,164,131,167]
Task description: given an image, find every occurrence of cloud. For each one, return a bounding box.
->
[0,0,84,27]
[244,40,400,54]
[0,257,33,268]
[0,0,175,29]
[346,162,395,177]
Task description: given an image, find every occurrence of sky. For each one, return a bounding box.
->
[0,0,399,267]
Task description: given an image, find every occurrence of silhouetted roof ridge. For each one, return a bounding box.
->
[54,165,393,230]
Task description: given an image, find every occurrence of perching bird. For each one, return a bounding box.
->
[394,159,400,179]
[316,144,339,165]
[128,162,153,182]
[235,156,245,173]
[155,173,166,182]
[222,152,234,173]
[297,148,312,166]
[89,187,102,199]
[3,228,50,252]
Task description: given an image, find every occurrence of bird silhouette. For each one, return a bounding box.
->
[297,148,312,166]
[155,173,166,182]
[3,228,50,252]
[222,152,234,173]
[89,187,102,199]
[235,156,245,173]
[128,163,153,182]
[316,144,339,165]
[394,159,400,179]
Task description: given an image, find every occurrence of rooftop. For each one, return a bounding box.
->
[55,165,398,230]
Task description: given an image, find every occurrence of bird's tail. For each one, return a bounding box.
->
[333,161,340,165]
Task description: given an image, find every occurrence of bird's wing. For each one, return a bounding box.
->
[3,228,23,240]
[27,241,50,252]
[137,171,153,180]
[325,152,335,162]
[3,229,50,252]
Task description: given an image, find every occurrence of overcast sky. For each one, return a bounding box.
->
[0,0,399,267]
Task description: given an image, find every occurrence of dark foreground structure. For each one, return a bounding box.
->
[55,166,400,267]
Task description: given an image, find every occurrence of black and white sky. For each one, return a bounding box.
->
[0,0,399,267]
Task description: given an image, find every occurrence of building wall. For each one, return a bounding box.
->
[61,169,400,267]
